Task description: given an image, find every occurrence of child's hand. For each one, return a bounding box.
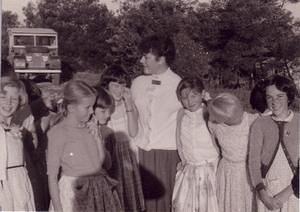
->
[86,116,98,135]
[123,88,135,111]
[273,185,294,208]
[203,91,211,101]
[259,189,282,210]
[122,87,132,103]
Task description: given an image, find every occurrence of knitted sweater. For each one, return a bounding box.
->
[248,112,299,194]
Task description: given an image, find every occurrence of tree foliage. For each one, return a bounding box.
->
[23,0,115,72]
[189,0,298,86]
[107,0,210,79]
[1,11,20,59]
[1,0,298,87]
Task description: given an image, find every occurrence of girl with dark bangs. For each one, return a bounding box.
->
[96,65,145,212]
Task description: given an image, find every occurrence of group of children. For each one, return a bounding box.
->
[0,41,299,212]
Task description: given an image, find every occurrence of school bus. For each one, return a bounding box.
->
[7,28,61,84]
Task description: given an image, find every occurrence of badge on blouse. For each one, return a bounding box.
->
[152,80,161,85]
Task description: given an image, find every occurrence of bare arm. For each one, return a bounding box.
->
[22,115,38,149]
[176,108,186,167]
[123,88,139,137]
[31,125,38,149]
[47,127,65,212]
[48,174,63,212]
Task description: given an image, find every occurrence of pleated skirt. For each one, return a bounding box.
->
[172,160,219,212]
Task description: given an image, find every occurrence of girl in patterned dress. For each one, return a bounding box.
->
[172,77,219,212]
[0,78,35,211]
[98,65,145,212]
[207,93,258,212]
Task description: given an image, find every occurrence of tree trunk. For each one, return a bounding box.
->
[284,59,294,80]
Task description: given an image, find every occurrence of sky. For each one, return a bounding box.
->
[1,0,120,23]
[2,0,300,23]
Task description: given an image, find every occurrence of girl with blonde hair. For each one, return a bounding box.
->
[47,80,121,212]
[208,92,258,212]
[0,78,35,211]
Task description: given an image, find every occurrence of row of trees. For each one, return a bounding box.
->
[2,0,300,87]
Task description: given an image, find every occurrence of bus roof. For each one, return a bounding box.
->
[8,28,57,35]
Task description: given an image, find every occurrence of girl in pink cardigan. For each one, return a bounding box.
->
[248,75,299,212]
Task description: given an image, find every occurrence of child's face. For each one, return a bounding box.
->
[266,84,289,118]
[94,107,111,125]
[108,81,126,101]
[71,96,96,124]
[0,86,20,119]
[180,88,204,112]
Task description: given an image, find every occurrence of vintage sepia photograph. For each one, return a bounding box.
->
[1,0,300,211]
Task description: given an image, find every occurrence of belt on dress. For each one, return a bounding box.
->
[222,157,245,164]
[187,157,219,166]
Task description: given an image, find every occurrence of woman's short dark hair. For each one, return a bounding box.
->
[250,79,268,113]
[139,34,176,66]
[94,86,115,113]
[265,75,298,105]
[176,77,205,100]
[99,65,130,89]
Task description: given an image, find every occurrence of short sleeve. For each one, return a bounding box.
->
[47,126,66,177]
